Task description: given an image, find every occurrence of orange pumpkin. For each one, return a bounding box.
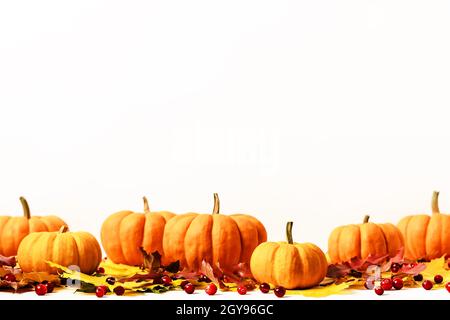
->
[0,197,68,256]
[17,226,102,274]
[100,197,175,265]
[398,191,450,261]
[328,215,404,264]
[162,193,267,270]
[250,222,328,289]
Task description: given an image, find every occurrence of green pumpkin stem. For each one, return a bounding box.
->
[20,197,31,220]
[363,215,370,223]
[431,191,440,214]
[143,196,150,213]
[212,193,220,214]
[286,221,294,244]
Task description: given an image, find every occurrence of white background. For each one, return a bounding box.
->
[1,0,450,274]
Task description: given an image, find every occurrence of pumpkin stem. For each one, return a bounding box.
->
[286,221,294,244]
[143,196,150,213]
[20,197,31,219]
[363,215,370,223]
[58,225,68,233]
[431,191,440,214]
[212,193,220,214]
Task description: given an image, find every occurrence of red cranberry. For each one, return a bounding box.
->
[184,283,195,294]
[392,278,403,290]
[161,275,172,285]
[205,283,218,295]
[374,286,384,296]
[237,285,247,295]
[35,284,47,296]
[113,286,125,296]
[422,280,433,290]
[3,274,16,282]
[391,263,401,273]
[180,280,190,289]
[259,283,270,293]
[97,267,105,274]
[381,278,393,290]
[96,286,106,298]
[434,275,443,284]
[413,274,423,281]
[274,286,286,298]
[106,277,116,285]
[445,282,450,293]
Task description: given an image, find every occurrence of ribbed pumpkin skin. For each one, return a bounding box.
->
[0,197,67,256]
[17,229,102,274]
[100,198,175,265]
[398,191,450,260]
[250,241,328,289]
[163,213,266,270]
[328,216,404,264]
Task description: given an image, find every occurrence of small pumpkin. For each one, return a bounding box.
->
[250,222,328,289]
[0,197,68,256]
[101,197,175,265]
[398,191,450,261]
[17,226,102,274]
[163,193,267,270]
[328,215,404,264]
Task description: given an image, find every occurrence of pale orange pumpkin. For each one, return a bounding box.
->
[0,197,67,256]
[328,215,404,264]
[100,197,175,265]
[17,226,102,274]
[398,191,450,261]
[162,193,267,270]
[250,222,328,289]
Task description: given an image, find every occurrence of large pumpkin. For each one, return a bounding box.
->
[17,226,102,274]
[0,197,68,256]
[250,222,328,289]
[328,215,404,264]
[101,197,175,265]
[398,191,450,261]
[162,193,267,270]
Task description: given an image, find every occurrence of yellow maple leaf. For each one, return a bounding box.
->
[99,259,146,278]
[46,261,157,292]
[421,257,450,288]
[287,282,352,297]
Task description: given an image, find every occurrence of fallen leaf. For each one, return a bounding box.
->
[422,257,450,286]
[140,248,161,272]
[287,282,353,297]
[0,255,16,267]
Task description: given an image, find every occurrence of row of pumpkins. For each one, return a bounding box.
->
[0,192,449,290]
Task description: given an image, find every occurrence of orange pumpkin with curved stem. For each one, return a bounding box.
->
[398,191,450,261]
[162,193,267,270]
[328,215,404,264]
[250,222,328,289]
[100,197,175,265]
[17,226,102,274]
[0,197,68,256]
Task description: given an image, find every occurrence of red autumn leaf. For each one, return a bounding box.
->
[399,262,426,275]
[0,255,16,267]
[200,260,228,290]
[326,263,351,278]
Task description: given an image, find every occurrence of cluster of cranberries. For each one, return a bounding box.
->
[370,277,404,296]
[414,273,447,291]
[178,276,286,297]
[366,267,450,296]
[259,283,286,297]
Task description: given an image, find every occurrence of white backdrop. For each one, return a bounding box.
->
[1,1,450,254]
